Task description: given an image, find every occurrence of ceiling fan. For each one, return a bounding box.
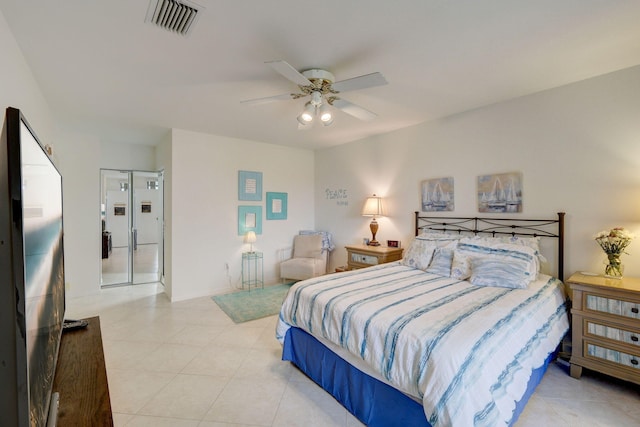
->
[241,60,387,128]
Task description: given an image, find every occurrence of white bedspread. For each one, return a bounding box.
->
[276,262,569,427]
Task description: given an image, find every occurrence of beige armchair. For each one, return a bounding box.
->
[280,234,327,281]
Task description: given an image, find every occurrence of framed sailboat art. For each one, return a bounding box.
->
[421,177,454,212]
[477,172,523,213]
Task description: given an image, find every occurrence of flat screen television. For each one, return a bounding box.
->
[0,107,65,427]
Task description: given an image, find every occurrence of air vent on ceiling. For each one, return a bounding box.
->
[145,0,202,36]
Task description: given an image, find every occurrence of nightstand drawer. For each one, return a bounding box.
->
[585,320,640,347]
[350,253,378,265]
[585,342,640,370]
[585,294,640,320]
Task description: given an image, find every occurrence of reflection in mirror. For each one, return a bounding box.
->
[132,170,162,284]
[100,169,162,286]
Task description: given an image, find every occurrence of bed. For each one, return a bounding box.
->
[277,212,569,427]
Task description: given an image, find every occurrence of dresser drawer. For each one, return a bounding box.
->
[585,294,640,320]
[585,320,640,347]
[585,342,640,370]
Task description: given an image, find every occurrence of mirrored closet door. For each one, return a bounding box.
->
[100,169,163,287]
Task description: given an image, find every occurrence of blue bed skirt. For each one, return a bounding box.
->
[282,327,555,427]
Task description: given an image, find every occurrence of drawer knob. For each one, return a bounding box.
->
[632,336,639,342]
[632,359,639,366]
[632,307,639,314]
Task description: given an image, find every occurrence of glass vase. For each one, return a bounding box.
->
[604,253,624,278]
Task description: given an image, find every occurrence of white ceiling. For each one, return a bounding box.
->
[2,0,640,150]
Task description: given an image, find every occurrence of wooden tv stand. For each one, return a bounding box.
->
[52,316,113,426]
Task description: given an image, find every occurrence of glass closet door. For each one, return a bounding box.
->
[101,169,163,287]
[101,170,132,286]
[132,171,162,284]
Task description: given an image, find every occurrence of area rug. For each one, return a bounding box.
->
[212,283,293,323]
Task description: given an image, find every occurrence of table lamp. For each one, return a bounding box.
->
[362,194,385,246]
[245,231,257,253]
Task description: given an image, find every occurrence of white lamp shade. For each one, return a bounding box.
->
[362,195,384,217]
[319,104,334,126]
[245,231,257,243]
[297,102,315,124]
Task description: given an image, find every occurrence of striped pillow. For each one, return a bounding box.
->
[425,248,454,276]
[456,238,538,289]
[469,235,545,271]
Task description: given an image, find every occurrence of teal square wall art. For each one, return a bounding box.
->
[238,205,262,235]
[238,170,262,201]
[266,192,287,220]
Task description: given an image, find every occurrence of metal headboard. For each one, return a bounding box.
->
[414,212,566,281]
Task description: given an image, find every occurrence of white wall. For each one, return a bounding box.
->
[0,10,105,299]
[100,141,157,171]
[161,129,315,302]
[316,65,640,279]
[0,10,53,144]
[156,132,173,297]
[55,131,101,298]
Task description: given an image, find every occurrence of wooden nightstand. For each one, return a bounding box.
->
[345,245,404,270]
[566,272,640,385]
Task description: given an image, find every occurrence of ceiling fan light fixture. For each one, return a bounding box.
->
[297,102,315,124]
[242,60,388,129]
[319,103,334,126]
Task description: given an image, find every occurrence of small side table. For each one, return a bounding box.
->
[345,245,404,270]
[242,251,264,291]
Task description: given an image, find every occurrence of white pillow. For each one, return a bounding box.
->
[419,230,464,242]
[451,252,471,280]
[401,237,436,271]
[403,233,466,272]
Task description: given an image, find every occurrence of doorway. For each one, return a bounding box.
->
[100,169,164,287]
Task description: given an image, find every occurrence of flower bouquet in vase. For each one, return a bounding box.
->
[594,227,633,278]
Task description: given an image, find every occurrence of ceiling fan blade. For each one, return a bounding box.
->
[240,93,294,105]
[266,60,312,86]
[331,72,387,93]
[332,98,377,121]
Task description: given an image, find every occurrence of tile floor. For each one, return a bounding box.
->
[66,283,640,427]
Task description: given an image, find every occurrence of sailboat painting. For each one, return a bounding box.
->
[477,172,522,213]
[421,177,454,212]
